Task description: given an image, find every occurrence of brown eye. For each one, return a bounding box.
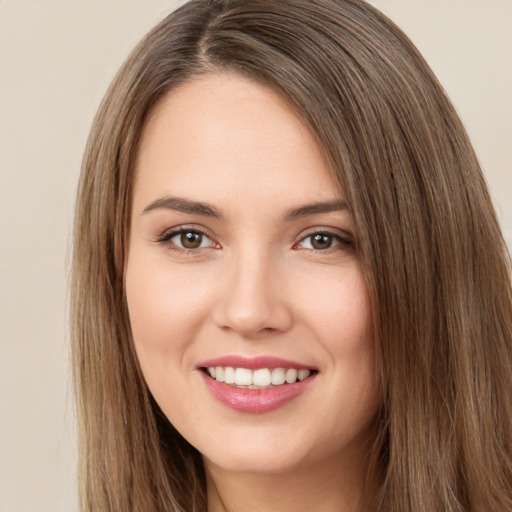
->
[310,233,334,250]
[180,231,203,249]
[295,231,352,252]
[163,229,216,251]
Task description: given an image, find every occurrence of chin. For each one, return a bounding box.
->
[204,448,307,476]
[198,426,341,477]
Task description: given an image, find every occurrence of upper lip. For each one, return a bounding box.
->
[196,355,316,371]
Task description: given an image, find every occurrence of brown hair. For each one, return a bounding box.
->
[71,0,512,510]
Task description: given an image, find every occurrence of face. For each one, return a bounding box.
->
[126,73,379,477]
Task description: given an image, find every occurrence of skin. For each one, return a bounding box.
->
[126,72,380,512]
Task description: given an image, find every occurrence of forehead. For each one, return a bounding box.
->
[132,72,340,213]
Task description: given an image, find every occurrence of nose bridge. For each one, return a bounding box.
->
[214,243,291,336]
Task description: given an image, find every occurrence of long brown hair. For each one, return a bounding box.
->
[71,0,512,510]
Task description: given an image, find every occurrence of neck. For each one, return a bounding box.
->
[205,447,375,512]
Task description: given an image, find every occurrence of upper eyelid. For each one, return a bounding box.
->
[297,226,352,240]
[156,224,215,241]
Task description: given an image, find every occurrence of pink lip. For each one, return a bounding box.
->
[197,355,314,371]
[197,355,317,413]
[200,372,316,413]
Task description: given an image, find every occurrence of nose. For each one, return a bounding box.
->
[212,249,293,338]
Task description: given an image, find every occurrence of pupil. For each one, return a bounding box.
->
[181,231,202,249]
[312,233,332,250]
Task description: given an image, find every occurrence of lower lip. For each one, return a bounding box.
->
[200,371,316,413]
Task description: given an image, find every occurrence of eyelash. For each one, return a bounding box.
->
[155,227,353,254]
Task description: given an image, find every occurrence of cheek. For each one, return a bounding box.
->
[124,252,213,373]
[295,266,373,350]
[296,269,378,411]
[328,279,376,399]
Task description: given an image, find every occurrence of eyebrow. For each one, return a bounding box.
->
[142,196,223,219]
[283,199,348,221]
[142,196,348,221]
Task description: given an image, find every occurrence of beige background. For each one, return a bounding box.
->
[0,1,510,511]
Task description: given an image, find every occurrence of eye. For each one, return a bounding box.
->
[296,231,351,251]
[157,228,218,252]
[172,230,209,249]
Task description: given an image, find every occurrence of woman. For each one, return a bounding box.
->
[71,0,512,510]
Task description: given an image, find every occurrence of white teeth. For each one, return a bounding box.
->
[215,366,224,382]
[285,368,298,383]
[224,366,235,384]
[234,367,253,386]
[298,369,311,381]
[253,368,272,387]
[206,366,313,387]
[271,368,286,385]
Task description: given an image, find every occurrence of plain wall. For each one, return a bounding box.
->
[0,1,510,511]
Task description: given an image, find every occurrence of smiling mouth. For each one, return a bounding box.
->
[202,366,316,389]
